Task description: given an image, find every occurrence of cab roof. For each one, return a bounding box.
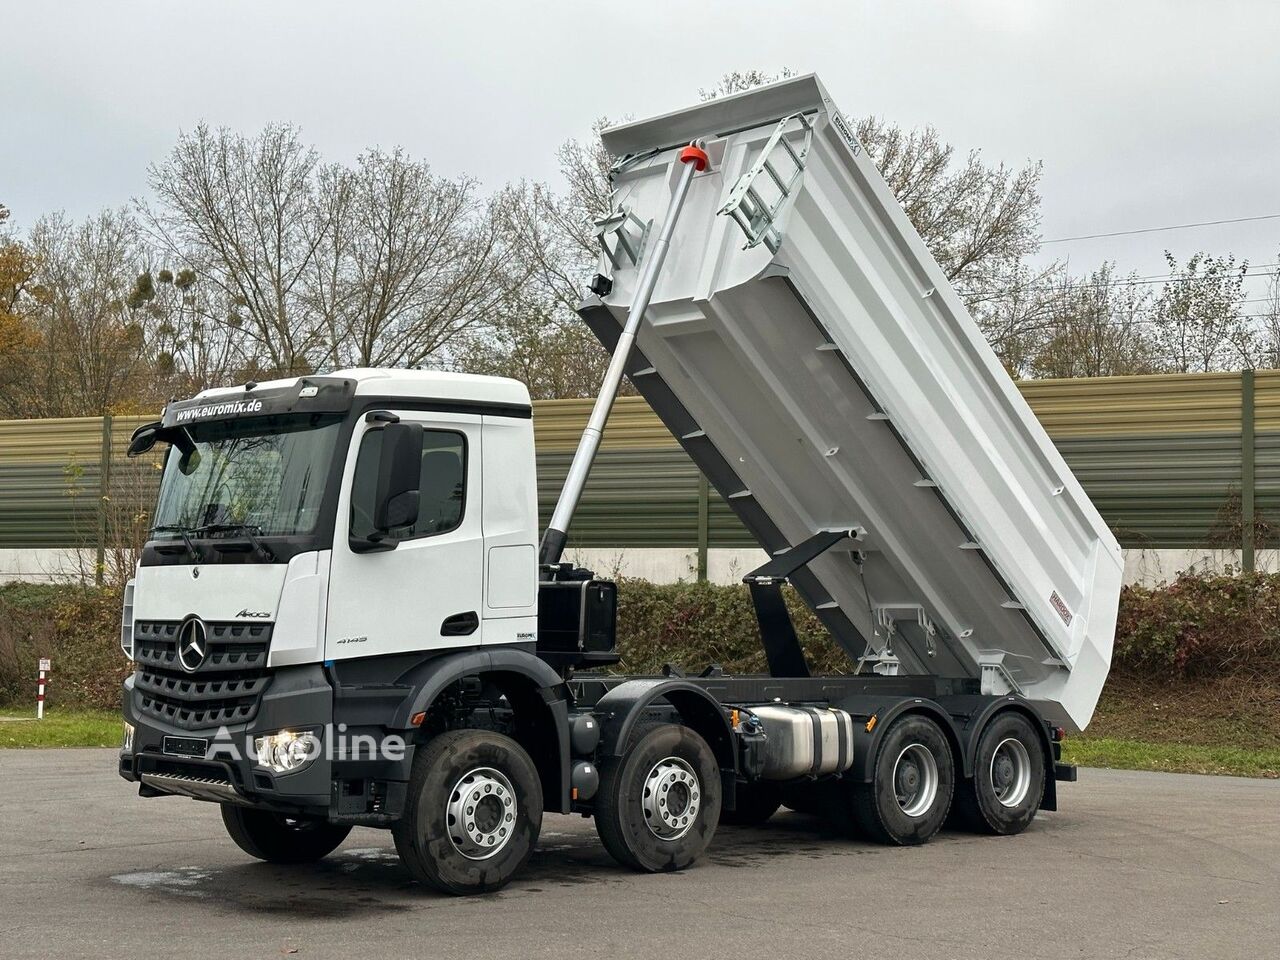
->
[185,368,531,410]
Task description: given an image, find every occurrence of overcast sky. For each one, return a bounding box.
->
[4,0,1279,298]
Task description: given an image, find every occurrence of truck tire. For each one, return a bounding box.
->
[220,805,351,863]
[851,713,954,845]
[596,723,721,872]
[720,780,782,826]
[392,729,542,896]
[953,711,1045,835]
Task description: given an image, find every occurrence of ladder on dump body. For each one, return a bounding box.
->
[718,113,814,253]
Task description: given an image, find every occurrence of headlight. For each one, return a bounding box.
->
[254,730,321,774]
[122,721,135,754]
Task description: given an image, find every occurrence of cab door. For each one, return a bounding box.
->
[326,410,483,659]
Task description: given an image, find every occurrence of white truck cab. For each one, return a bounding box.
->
[130,369,540,667]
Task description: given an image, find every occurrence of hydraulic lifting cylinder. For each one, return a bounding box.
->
[539,144,710,567]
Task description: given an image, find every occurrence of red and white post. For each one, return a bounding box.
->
[36,657,50,719]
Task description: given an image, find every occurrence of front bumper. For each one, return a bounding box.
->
[120,664,413,819]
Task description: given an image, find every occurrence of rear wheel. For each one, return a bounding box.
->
[720,780,783,826]
[851,713,954,845]
[596,723,722,872]
[392,729,542,895]
[953,711,1045,835]
[220,805,351,863]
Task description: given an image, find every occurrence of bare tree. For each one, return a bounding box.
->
[698,68,798,101]
[450,293,609,400]
[1258,257,1280,368]
[960,262,1061,376]
[495,116,620,312]
[309,149,524,369]
[143,128,519,378]
[854,116,1044,295]
[141,123,335,377]
[19,209,150,416]
[472,153,621,398]
[1151,251,1254,372]
[0,204,41,415]
[1031,263,1157,378]
[126,264,237,395]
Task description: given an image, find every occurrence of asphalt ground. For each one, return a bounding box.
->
[0,748,1276,960]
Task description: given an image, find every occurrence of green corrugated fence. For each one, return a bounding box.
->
[0,371,1274,572]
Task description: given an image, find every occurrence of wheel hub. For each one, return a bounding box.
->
[990,737,1032,808]
[994,756,1014,789]
[641,756,701,841]
[892,743,939,818]
[446,767,517,860]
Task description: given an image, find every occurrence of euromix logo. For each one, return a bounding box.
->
[174,398,264,423]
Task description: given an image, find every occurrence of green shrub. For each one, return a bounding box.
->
[0,582,67,610]
[0,584,130,712]
[616,578,852,675]
[1113,572,1280,679]
[2,570,1276,716]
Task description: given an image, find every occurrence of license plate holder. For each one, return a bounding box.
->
[162,736,209,759]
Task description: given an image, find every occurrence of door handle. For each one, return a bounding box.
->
[441,611,479,637]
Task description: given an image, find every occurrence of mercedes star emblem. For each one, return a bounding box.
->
[177,617,209,673]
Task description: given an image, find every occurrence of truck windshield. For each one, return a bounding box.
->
[152,414,343,540]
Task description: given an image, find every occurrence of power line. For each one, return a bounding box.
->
[967,261,1280,299]
[1042,214,1280,244]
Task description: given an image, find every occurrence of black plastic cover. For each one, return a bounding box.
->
[537,580,619,670]
[161,377,357,429]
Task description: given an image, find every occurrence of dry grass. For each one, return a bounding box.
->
[1086,674,1280,750]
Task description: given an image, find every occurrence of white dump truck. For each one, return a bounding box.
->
[117,75,1121,894]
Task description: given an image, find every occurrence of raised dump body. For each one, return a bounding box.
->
[577,75,1122,731]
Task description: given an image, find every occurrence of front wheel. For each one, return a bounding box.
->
[595,724,722,872]
[953,711,1045,835]
[851,713,954,845]
[392,729,543,895]
[221,805,352,863]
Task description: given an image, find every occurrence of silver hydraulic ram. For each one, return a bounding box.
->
[539,142,710,567]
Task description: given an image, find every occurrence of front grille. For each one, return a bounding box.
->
[133,620,273,731]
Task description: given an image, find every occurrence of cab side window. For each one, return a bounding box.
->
[350,428,466,541]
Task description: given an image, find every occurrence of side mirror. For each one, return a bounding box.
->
[372,422,423,535]
[177,443,202,476]
[127,422,161,457]
[129,422,201,474]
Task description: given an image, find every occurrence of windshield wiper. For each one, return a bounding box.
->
[150,524,202,561]
[195,523,276,562]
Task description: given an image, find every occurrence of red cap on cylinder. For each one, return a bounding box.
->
[679,144,710,172]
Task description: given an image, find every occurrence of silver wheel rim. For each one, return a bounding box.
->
[990,737,1032,808]
[641,756,700,841]
[446,767,517,860]
[892,743,939,818]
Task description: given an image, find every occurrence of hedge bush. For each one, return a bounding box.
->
[0,583,130,712]
[1113,572,1280,679]
[2,571,1276,712]
[616,578,853,675]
